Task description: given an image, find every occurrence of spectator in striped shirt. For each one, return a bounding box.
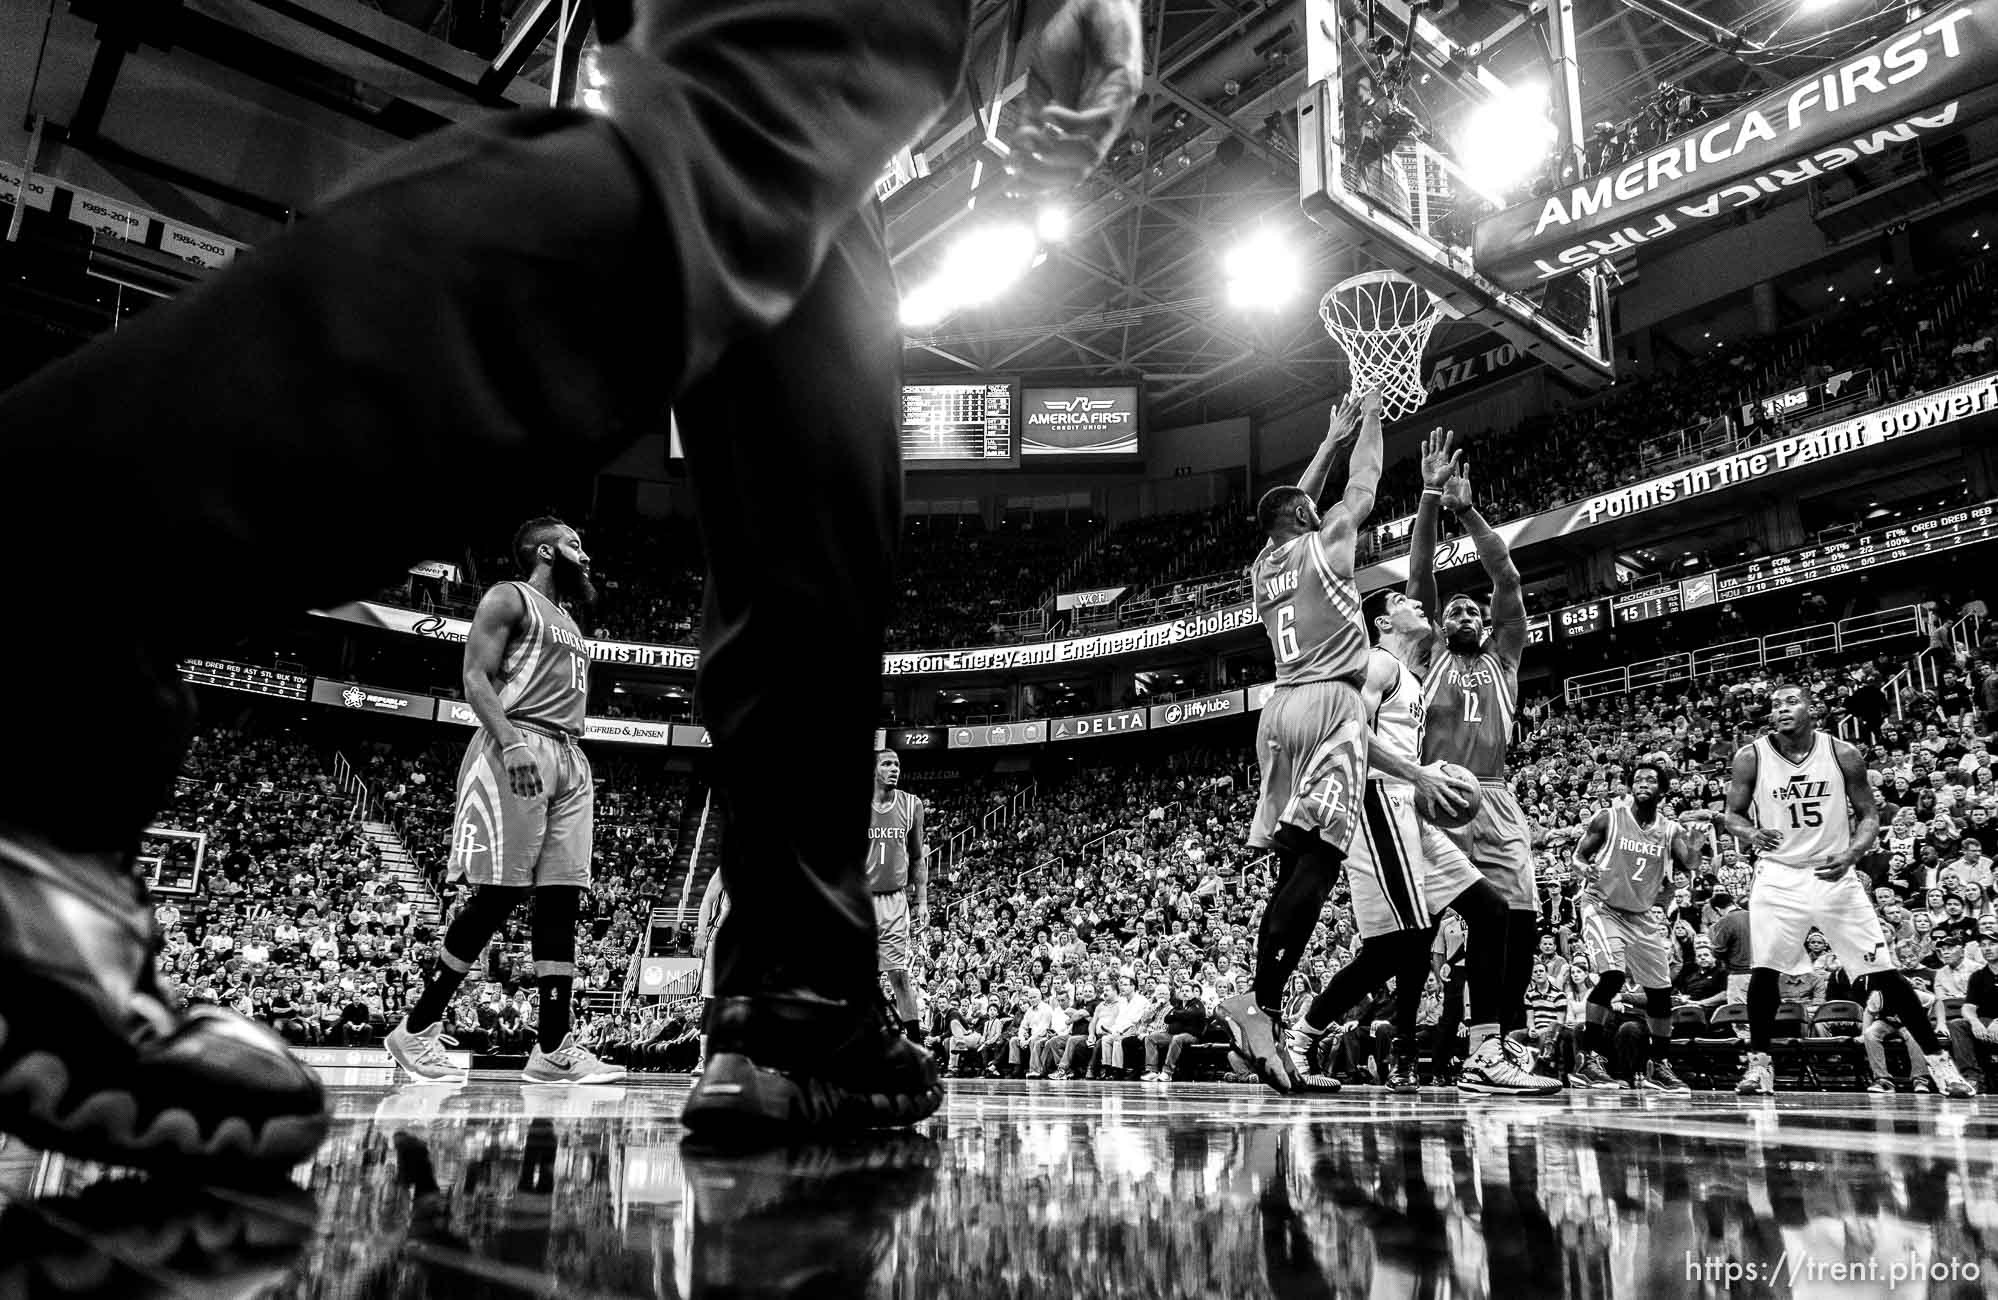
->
[1524,962,1571,1077]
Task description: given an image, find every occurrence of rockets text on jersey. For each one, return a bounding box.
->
[1750,731,1849,869]
[1589,801,1675,914]
[867,789,918,893]
[1419,648,1516,780]
[1368,647,1425,770]
[499,581,589,737]
[1251,533,1369,689]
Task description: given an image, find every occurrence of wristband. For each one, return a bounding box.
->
[1421,488,1442,499]
[503,742,531,756]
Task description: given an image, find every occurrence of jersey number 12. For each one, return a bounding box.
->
[1461,688,1483,724]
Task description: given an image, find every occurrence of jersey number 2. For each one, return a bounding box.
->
[1276,606,1301,662]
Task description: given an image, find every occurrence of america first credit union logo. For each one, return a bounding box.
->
[1043,396,1116,413]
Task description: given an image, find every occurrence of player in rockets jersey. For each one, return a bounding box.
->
[1405,431,1546,1080]
[1568,755,1697,1092]
[1218,388,1388,1094]
[1283,589,1553,1097]
[866,749,929,1045]
[389,517,625,1086]
[1722,683,1975,1097]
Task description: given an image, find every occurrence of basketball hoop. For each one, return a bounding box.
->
[1318,271,1453,422]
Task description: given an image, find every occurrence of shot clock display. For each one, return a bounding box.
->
[1555,599,1609,641]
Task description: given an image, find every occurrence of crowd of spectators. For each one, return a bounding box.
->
[151,724,688,1052]
[881,626,1998,1090]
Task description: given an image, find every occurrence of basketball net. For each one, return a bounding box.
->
[1318,271,1449,423]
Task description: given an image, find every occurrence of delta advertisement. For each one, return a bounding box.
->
[1050,708,1147,743]
[1356,371,1998,586]
[1020,387,1141,457]
[1474,4,1998,289]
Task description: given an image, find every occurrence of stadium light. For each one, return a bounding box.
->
[1035,204,1071,243]
[898,220,1041,328]
[1458,83,1557,200]
[1223,228,1299,310]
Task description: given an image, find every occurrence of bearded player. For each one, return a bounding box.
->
[1218,389,1393,1094]
[1285,587,1552,1095]
[387,517,625,1086]
[1406,437,1547,1081]
[1723,684,1975,1097]
[868,750,929,1044]
[1568,755,1696,1092]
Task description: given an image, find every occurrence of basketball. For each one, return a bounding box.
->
[1418,763,1483,829]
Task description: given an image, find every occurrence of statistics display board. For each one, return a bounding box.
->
[900,380,1018,470]
[181,658,308,701]
[1701,502,1998,605]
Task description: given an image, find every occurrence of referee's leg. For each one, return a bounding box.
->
[676,203,901,1005]
[0,0,967,853]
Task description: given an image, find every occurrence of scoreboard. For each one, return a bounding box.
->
[181,658,308,701]
[900,380,1018,469]
[1554,599,1609,641]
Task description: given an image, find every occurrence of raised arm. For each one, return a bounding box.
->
[1441,469,1527,666]
[1315,388,1386,577]
[1296,393,1361,502]
[1722,743,1781,852]
[1666,828,1700,905]
[1824,739,1880,881]
[461,583,540,797]
[1406,429,1459,661]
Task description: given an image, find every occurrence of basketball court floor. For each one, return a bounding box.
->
[2,1073,1994,1297]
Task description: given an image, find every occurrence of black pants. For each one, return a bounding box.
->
[0,0,968,1004]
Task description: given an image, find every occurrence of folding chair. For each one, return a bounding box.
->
[1801,1000,1865,1090]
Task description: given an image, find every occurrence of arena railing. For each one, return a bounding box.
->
[330,752,370,823]
[1635,368,1880,479]
[1562,605,1927,704]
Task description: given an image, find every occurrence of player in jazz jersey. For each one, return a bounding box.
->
[1568,755,1697,1092]
[1218,388,1388,1094]
[1406,433,1546,1080]
[1284,588,1552,1096]
[867,749,929,1044]
[388,517,624,1087]
[1722,683,1975,1097]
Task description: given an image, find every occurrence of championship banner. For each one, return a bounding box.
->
[947,721,1047,750]
[1474,4,1998,288]
[1147,690,1246,730]
[1050,708,1146,743]
[1355,371,1998,588]
[310,678,435,720]
[886,726,947,752]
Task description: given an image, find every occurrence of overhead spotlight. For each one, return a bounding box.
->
[1223,228,1298,310]
[940,221,1037,307]
[899,283,952,328]
[1458,83,1556,200]
[1035,205,1071,242]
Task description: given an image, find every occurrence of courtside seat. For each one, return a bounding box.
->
[1801,1000,1866,1090]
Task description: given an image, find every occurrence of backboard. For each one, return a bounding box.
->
[1299,0,1615,389]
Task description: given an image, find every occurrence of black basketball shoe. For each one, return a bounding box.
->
[681,991,943,1145]
[0,826,328,1179]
